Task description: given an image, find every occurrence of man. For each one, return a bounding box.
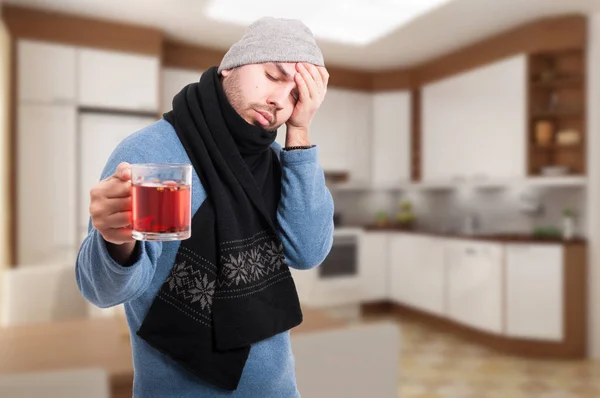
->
[75,16,334,397]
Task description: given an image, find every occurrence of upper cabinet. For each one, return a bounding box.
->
[161,68,204,114]
[311,88,353,173]
[78,48,160,112]
[371,91,411,188]
[345,90,372,184]
[18,40,77,104]
[422,54,527,182]
[310,88,371,182]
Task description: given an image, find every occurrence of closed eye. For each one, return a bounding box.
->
[266,73,278,82]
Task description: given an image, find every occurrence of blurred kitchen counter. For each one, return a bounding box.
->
[0,308,346,398]
[361,225,587,245]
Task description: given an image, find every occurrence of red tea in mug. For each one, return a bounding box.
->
[132,183,191,234]
[131,164,192,241]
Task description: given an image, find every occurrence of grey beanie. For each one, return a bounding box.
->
[218,17,325,73]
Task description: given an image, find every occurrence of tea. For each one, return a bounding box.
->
[132,182,191,240]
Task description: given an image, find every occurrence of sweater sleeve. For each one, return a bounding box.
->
[275,145,335,270]
[75,135,163,308]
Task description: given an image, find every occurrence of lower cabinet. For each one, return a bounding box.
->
[384,234,569,342]
[360,232,390,302]
[505,244,564,341]
[389,234,445,316]
[363,231,581,355]
[445,240,503,334]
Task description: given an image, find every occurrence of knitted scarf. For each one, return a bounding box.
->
[136,67,303,391]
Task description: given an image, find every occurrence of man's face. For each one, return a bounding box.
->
[221,62,299,132]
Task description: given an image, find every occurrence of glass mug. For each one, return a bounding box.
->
[130,163,192,241]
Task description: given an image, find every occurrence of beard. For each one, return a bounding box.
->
[222,70,279,132]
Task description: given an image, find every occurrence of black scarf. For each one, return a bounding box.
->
[136,67,303,391]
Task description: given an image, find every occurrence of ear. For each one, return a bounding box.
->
[220,69,232,77]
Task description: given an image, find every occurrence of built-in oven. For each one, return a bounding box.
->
[318,234,358,278]
[305,228,364,308]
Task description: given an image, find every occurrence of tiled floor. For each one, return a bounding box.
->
[369,315,600,398]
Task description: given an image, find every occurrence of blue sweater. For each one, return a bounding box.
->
[75,119,335,397]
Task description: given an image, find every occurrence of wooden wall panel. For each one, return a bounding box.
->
[163,40,374,91]
[162,40,224,72]
[3,6,586,90]
[411,15,586,87]
[3,5,163,56]
[325,67,373,91]
[372,70,413,91]
[8,40,16,267]
[410,89,421,181]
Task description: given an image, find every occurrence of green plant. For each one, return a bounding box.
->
[396,200,416,226]
[375,211,388,220]
[563,208,575,218]
[399,200,412,211]
[532,226,561,238]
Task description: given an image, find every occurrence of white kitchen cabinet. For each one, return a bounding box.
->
[161,68,204,114]
[312,88,350,173]
[78,48,160,112]
[345,90,372,184]
[18,40,77,104]
[506,244,563,341]
[311,88,370,181]
[17,104,77,266]
[446,240,503,334]
[371,91,411,188]
[389,234,445,315]
[422,54,526,183]
[78,113,157,241]
[359,232,389,302]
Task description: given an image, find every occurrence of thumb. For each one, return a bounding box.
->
[115,162,132,181]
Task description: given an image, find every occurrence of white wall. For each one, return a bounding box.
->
[0,17,11,269]
[586,13,600,360]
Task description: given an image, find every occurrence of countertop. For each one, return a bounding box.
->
[342,225,587,245]
[0,308,346,381]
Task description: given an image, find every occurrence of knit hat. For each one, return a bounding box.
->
[218,17,325,74]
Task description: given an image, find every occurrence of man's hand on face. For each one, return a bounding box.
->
[285,63,329,146]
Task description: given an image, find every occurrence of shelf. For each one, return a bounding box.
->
[531,110,583,119]
[530,144,583,151]
[530,77,583,88]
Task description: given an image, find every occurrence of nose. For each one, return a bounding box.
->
[267,86,288,110]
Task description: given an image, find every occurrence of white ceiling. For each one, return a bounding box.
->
[5,0,600,71]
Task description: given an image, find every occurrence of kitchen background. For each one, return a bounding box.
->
[3,0,600,397]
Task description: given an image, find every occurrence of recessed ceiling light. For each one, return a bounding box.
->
[206,0,453,46]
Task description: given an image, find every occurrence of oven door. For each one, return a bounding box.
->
[308,229,364,307]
